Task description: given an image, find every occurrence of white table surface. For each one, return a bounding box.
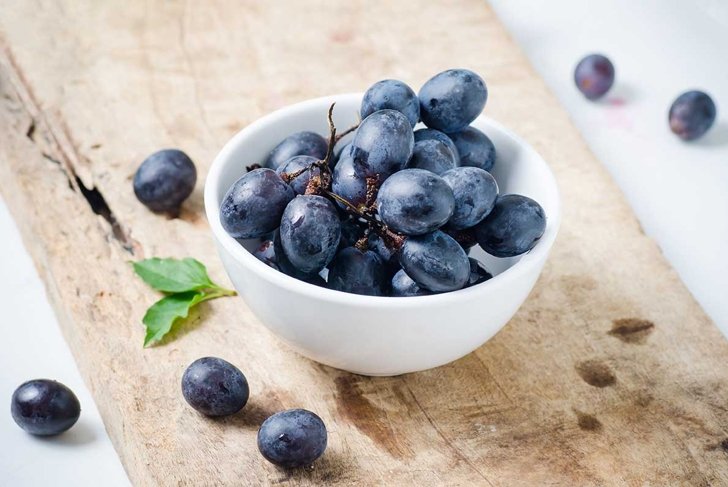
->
[1,2,727,484]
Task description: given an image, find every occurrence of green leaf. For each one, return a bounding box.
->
[142,291,204,347]
[133,257,215,293]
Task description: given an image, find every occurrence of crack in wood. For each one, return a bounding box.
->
[2,43,138,255]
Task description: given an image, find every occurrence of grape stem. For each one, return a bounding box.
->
[280,103,405,251]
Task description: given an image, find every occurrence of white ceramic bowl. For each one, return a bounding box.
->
[205,94,560,376]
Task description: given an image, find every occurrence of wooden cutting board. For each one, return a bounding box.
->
[1,1,727,485]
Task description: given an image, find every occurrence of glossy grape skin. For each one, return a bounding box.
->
[265,131,328,170]
[360,79,420,127]
[414,128,460,164]
[377,169,455,236]
[419,69,487,133]
[351,109,414,179]
[442,166,498,230]
[257,409,327,468]
[133,149,197,214]
[181,357,249,417]
[276,155,320,195]
[474,194,546,257]
[265,231,327,284]
[327,247,389,296]
[405,139,458,175]
[466,258,493,287]
[399,230,470,292]
[391,269,431,297]
[255,237,320,283]
[574,54,615,100]
[280,195,341,274]
[11,379,80,436]
[220,168,295,239]
[669,90,717,141]
[333,142,352,169]
[332,152,368,208]
[448,127,496,171]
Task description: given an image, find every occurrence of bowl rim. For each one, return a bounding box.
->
[204,93,561,309]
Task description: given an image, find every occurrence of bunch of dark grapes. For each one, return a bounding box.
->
[220,69,547,297]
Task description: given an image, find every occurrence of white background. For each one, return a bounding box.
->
[1,1,727,484]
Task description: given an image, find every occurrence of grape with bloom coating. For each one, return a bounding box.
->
[276,155,320,195]
[265,131,327,170]
[474,194,546,257]
[669,90,716,141]
[419,69,487,133]
[257,409,327,468]
[332,150,368,208]
[253,237,324,285]
[399,230,470,292]
[368,233,400,275]
[280,195,341,274]
[377,169,454,236]
[574,54,615,100]
[133,149,197,214]
[181,357,249,417]
[414,128,459,164]
[361,79,420,127]
[327,247,389,296]
[391,269,431,297]
[220,168,294,239]
[405,139,458,175]
[442,166,498,230]
[448,126,496,171]
[11,379,80,436]
[351,109,414,179]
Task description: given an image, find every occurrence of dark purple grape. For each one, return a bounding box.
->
[254,232,325,285]
[474,194,546,257]
[574,54,615,100]
[339,216,366,250]
[368,233,400,275]
[133,149,197,214]
[280,195,341,274]
[448,126,496,171]
[444,227,478,252]
[399,230,469,292]
[414,128,460,164]
[351,109,414,179]
[327,247,389,296]
[270,231,325,283]
[265,131,328,170]
[333,142,352,169]
[466,258,492,287]
[360,79,420,127]
[442,166,498,230]
[391,269,431,297]
[419,69,487,133]
[669,90,717,141]
[220,168,295,239]
[181,357,249,417]
[257,409,327,468]
[332,152,368,208]
[276,155,320,195]
[376,169,454,236]
[405,139,458,175]
[11,379,80,436]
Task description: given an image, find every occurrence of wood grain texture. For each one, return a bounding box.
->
[1,1,728,485]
